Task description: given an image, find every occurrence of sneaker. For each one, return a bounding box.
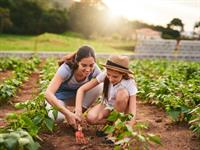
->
[96,130,107,137]
[102,137,114,145]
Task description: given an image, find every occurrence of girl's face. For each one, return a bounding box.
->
[78,57,95,77]
[106,69,123,85]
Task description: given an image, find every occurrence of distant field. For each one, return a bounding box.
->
[0,32,135,54]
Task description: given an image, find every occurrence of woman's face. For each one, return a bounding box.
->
[78,57,95,77]
[106,69,123,85]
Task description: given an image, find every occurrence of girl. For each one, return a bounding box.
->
[75,55,137,126]
[45,45,103,129]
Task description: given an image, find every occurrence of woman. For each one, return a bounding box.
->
[75,55,137,126]
[45,45,102,129]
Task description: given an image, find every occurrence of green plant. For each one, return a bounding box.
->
[189,104,200,138]
[0,129,40,150]
[103,110,161,150]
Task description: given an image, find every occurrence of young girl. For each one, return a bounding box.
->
[75,55,137,126]
[45,45,103,129]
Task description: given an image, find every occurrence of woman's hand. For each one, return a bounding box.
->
[65,112,81,129]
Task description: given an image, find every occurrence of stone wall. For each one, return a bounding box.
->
[135,39,176,54]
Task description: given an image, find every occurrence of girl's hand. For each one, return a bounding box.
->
[75,111,83,122]
[66,112,81,129]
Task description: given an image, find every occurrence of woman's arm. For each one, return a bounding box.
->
[75,79,100,115]
[128,95,137,126]
[45,73,73,118]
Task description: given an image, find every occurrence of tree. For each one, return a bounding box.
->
[194,21,200,35]
[68,0,107,38]
[38,9,69,34]
[0,7,12,33]
[168,18,184,32]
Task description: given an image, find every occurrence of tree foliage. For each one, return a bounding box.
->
[0,7,12,33]
[0,0,69,34]
[168,18,184,32]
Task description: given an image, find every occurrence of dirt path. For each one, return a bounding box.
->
[136,101,200,150]
[0,70,13,84]
[0,71,40,126]
[38,101,200,150]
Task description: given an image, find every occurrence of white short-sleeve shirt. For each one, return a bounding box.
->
[96,71,138,106]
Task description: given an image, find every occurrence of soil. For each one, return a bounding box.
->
[0,69,199,150]
[0,72,40,127]
[38,102,200,150]
[136,101,200,150]
[0,70,13,84]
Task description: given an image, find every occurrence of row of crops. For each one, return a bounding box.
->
[131,60,200,137]
[0,57,58,150]
[0,57,199,150]
[0,57,40,103]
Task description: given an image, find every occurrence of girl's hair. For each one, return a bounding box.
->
[102,69,131,102]
[58,45,96,79]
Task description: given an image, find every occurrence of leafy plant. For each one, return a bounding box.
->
[189,104,200,138]
[131,60,200,136]
[103,110,161,150]
[0,129,40,150]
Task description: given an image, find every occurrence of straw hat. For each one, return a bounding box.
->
[101,55,133,74]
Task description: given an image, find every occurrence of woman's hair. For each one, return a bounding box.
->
[102,69,132,102]
[58,45,96,79]
[58,45,96,66]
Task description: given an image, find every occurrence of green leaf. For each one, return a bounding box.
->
[44,118,54,132]
[118,131,132,139]
[52,109,58,120]
[107,111,119,122]
[33,115,43,125]
[114,145,121,150]
[103,125,115,134]
[6,113,18,120]
[167,110,180,121]
[147,134,161,145]
[137,135,146,142]
[4,136,18,150]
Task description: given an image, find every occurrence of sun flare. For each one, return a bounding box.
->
[102,0,200,31]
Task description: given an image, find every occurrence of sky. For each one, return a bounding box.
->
[103,0,200,32]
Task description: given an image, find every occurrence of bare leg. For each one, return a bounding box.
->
[114,88,129,112]
[87,103,110,125]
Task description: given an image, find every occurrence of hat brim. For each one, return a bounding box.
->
[100,64,134,75]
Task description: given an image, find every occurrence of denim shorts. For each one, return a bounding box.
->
[55,90,77,101]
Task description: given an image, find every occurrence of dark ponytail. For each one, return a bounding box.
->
[58,45,96,80]
[102,76,109,102]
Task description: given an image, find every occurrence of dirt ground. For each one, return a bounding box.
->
[0,69,199,150]
[0,70,13,84]
[0,72,40,126]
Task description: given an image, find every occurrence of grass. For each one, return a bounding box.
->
[0,32,136,54]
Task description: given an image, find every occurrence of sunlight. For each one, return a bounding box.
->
[103,0,200,31]
[103,0,151,19]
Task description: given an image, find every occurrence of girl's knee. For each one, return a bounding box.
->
[116,89,129,103]
[115,89,129,112]
[86,111,98,124]
[87,111,105,124]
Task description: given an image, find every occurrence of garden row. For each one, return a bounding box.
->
[0,57,58,150]
[0,57,199,150]
[131,59,200,137]
[0,57,40,103]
